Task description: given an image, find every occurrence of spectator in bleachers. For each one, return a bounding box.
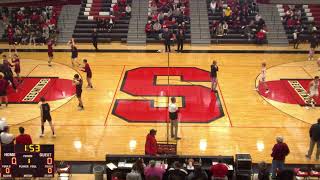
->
[222,21,228,36]
[15,127,32,145]
[257,161,269,180]
[125,4,132,16]
[210,158,228,180]
[210,0,217,14]
[256,29,266,45]
[223,7,232,22]
[145,129,158,156]
[92,28,98,51]
[216,22,224,37]
[187,163,208,180]
[153,21,162,39]
[292,29,300,49]
[305,118,320,160]
[271,136,290,179]
[168,161,188,180]
[210,20,219,36]
[126,164,143,180]
[0,126,15,145]
[107,18,114,32]
[144,160,166,180]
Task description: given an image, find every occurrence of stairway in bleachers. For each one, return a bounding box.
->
[309,4,320,25]
[57,5,81,43]
[72,0,132,43]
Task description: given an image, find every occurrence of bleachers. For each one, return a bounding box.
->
[145,0,191,43]
[207,0,266,44]
[73,0,132,43]
[278,4,320,43]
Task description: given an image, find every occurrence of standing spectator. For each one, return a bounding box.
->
[0,118,8,133]
[145,129,158,156]
[169,97,180,140]
[257,161,269,180]
[271,136,290,179]
[292,29,300,49]
[162,27,173,53]
[168,161,188,180]
[306,118,320,160]
[16,127,32,145]
[144,160,166,180]
[176,29,185,52]
[92,28,98,51]
[187,164,208,180]
[0,126,15,145]
[210,159,228,180]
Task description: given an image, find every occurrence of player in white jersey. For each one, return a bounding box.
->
[256,62,269,93]
[308,76,319,108]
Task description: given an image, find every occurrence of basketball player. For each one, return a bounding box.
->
[39,97,56,137]
[317,58,320,71]
[307,76,319,109]
[80,59,93,88]
[255,62,269,93]
[210,60,219,92]
[73,74,84,110]
[308,34,318,61]
[47,39,54,67]
[68,38,80,67]
[168,97,180,140]
[2,55,16,91]
[0,74,9,107]
[11,54,21,83]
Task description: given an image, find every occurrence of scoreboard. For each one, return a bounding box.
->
[1,144,54,178]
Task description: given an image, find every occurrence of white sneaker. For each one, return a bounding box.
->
[40,134,44,137]
[305,106,310,110]
[52,134,56,138]
[265,90,270,94]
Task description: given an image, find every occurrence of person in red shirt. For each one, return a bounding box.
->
[81,59,93,88]
[145,129,158,156]
[0,74,9,107]
[16,127,32,145]
[210,159,228,180]
[11,54,21,83]
[271,136,290,178]
[256,29,266,45]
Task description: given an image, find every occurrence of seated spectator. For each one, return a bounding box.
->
[144,160,166,180]
[16,127,32,145]
[145,21,153,34]
[168,161,187,180]
[145,129,158,156]
[125,4,132,16]
[222,21,228,36]
[257,161,269,180]
[286,17,295,31]
[127,159,145,180]
[0,118,8,133]
[107,18,114,32]
[153,21,162,39]
[256,29,266,44]
[0,126,15,145]
[187,164,208,180]
[211,20,219,36]
[223,7,232,21]
[216,22,224,37]
[210,159,228,180]
[210,0,217,14]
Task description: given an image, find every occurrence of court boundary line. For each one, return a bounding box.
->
[104,65,126,126]
[217,82,233,127]
[301,66,314,78]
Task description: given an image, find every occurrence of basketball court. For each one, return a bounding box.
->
[0,43,318,166]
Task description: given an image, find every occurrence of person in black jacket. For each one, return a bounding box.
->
[306,118,320,160]
[162,27,172,52]
[92,28,98,51]
[176,29,185,53]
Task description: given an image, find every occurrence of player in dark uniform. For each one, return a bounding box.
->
[11,54,21,83]
[68,38,80,67]
[81,59,93,88]
[210,60,219,92]
[47,39,54,67]
[308,33,318,61]
[2,55,16,91]
[73,74,84,110]
[92,28,98,51]
[39,97,55,137]
[0,74,9,107]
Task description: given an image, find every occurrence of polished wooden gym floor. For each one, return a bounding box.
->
[0,43,319,165]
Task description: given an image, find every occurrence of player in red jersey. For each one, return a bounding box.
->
[11,54,21,83]
[47,39,54,67]
[80,59,93,88]
[7,25,16,55]
[0,74,9,107]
